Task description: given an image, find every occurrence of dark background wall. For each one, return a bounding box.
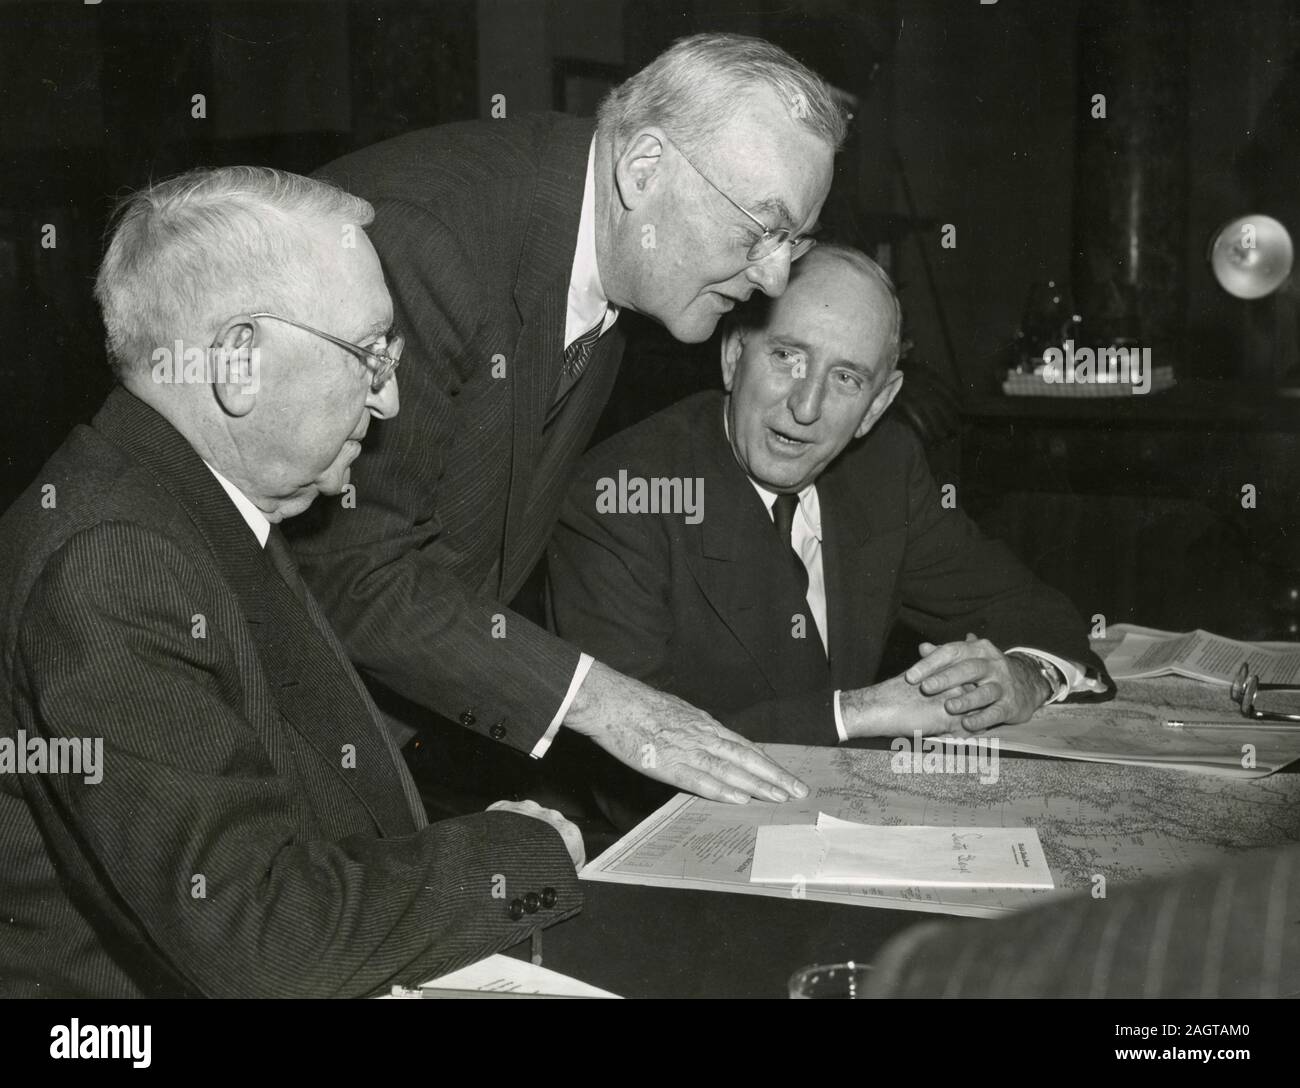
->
[2,0,1298,635]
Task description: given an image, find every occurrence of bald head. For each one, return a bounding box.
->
[720,244,905,494]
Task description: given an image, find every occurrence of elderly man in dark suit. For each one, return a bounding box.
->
[548,245,1107,818]
[0,166,582,998]
[289,33,844,810]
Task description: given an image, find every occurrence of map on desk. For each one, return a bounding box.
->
[935,674,1300,777]
[580,743,1300,919]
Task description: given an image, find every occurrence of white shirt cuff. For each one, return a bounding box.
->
[833,690,849,743]
[1006,647,1104,703]
[530,653,595,758]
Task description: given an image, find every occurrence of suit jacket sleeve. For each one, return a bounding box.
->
[864,844,1300,997]
[893,426,1105,679]
[548,468,841,746]
[15,523,581,998]
[289,198,580,753]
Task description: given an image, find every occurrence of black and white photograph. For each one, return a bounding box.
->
[0,0,1297,1056]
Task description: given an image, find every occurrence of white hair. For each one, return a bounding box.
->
[94,166,374,377]
[596,32,848,156]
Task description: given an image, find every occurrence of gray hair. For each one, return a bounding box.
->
[729,243,904,373]
[596,32,848,155]
[94,166,374,377]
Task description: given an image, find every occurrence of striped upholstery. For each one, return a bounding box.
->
[865,845,1300,998]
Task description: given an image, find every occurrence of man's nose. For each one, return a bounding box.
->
[787,372,824,424]
[366,376,400,419]
[745,246,792,297]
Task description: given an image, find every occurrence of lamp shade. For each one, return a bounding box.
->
[1209,214,1294,299]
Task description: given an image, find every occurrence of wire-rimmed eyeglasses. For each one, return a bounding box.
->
[662,134,817,264]
[249,312,403,393]
[1229,661,1300,723]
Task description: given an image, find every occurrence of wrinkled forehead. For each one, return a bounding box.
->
[761,256,898,368]
[708,93,835,231]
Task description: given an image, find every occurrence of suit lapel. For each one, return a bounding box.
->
[507,325,624,594]
[93,388,418,836]
[502,116,597,593]
[817,438,910,688]
[685,396,829,695]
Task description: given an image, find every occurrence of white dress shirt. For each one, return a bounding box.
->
[739,452,1099,741]
[565,137,620,347]
[538,136,622,758]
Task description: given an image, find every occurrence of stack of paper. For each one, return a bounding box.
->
[1102,623,1300,685]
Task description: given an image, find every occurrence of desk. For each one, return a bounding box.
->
[537,881,920,999]
[537,730,1300,998]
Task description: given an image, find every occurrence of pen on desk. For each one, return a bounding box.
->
[1163,719,1300,732]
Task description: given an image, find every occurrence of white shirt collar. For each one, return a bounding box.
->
[749,477,823,542]
[722,404,823,540]
[565,136,618,348]
[203,460,271,548]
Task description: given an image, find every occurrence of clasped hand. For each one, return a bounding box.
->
[904,633,1053,731]
[842,634,1052,738]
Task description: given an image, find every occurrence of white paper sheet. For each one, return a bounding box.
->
[582,744,1300,918]
[1102,623,1300,685]
[750,814,1054,889]
[384,954,619,999]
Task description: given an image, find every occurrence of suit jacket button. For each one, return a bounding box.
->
[541,887,557,908]
[523,892,541,914]
[489,720,507,740]
[508,898,525,921]
[459,709,477,727]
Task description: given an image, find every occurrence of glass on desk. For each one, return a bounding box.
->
[788,960,872,999]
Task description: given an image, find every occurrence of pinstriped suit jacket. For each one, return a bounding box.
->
[0,387,580,997]
[291,113,626,754]
[865,844,1300,997]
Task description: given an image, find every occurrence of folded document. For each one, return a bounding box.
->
[751,814,1054,890]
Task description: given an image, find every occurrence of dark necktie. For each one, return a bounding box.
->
[772,492,809,596]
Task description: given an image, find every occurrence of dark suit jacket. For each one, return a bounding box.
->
[549,390,1104,745]
[288,114,625,755]
[864,843,1300,997]
[0,387,579,998]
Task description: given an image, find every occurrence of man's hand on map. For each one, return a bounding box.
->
[839,671,973,739]
[564,660,810,804]
[903,634,1055,731]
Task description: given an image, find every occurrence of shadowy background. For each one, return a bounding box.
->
[2,0,1299,638]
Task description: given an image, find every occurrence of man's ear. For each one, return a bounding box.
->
[210,318,260,418]
[612,129,666,211]
[855,369,903,439]
[720,325,745,392]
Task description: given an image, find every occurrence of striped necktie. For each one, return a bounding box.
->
[563,316,606,379]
